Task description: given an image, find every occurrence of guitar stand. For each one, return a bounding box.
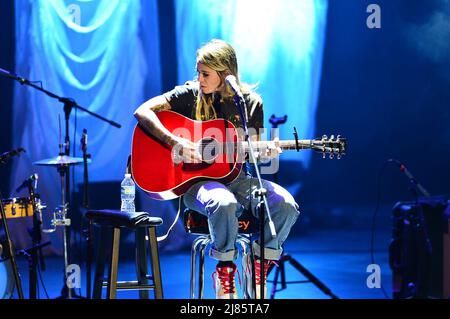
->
[268,253,339,299]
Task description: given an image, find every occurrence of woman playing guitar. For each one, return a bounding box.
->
[134,39,300,299]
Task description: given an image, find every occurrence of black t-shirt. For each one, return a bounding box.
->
[163,81,264,134]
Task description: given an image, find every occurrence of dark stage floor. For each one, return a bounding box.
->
[4,225,393,300]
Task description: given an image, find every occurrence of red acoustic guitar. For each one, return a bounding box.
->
[131,110,346,200]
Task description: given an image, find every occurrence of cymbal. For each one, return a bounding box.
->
[33,155,91,166]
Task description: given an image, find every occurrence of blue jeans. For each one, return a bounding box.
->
[183,172,300,262]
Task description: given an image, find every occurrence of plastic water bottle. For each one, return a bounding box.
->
[120,173,135,213]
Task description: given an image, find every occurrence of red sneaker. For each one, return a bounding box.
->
[212,263,239,299]
[243,255,273,299]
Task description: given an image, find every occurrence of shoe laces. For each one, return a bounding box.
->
[254,259,273,285]
[212,264,241,294]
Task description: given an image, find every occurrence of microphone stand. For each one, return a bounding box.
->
[26,179,51,298]
[232,94,277,300]
[0,68,121,129]
[1,67,121,299]
[80,129,93,298]
[392,159,433,298]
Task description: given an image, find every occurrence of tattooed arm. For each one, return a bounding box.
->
[134,95,180,147]
[134,95,202,162]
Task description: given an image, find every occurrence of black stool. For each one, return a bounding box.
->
[86,209,164,299]
[183,208,259,299]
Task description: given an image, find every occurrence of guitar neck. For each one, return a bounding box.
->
[241,140,313,152]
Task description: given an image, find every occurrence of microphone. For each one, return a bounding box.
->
[390,159,431,198]
[0,67,28,84]
[16,173,38,193]
[225,75,244,99]
[0,147,25,164]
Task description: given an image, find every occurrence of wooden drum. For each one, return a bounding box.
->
[0,197,34,219]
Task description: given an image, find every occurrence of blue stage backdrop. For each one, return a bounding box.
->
[174,0,328,165]
[10,0,328,252]
[10,0,161,250]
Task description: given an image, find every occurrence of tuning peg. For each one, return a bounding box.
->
[330,134,335,140]
[337,154,341,160]
[322,134,328,140]
[322,152,326,159]
[329,153,334,160]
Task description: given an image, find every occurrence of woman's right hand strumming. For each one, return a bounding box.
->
[171,137,203,164]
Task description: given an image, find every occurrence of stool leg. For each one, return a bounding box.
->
[135,227,149,299]
[93,226,108,299]
[148,226,163,299]
[198,237,210,299]
[190,237,202,298]
[107,227,120,299]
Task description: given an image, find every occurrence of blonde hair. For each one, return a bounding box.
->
[195,39,253,120]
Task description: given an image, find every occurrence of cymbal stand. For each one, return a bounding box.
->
[42,163,72,298]
[57,164,72,298]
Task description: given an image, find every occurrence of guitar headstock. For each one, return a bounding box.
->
[311,135,347,159]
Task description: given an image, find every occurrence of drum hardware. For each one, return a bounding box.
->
[0,196,40,219]
[0,148,25,299]
[33,146,91,299]
[14,173,50,299]
[42,204,71,233]
[17,240,51,298]
[0,195,47,297]
[0,253,15,299]
[33,156,72,298]
[11,198,15,217]
[2,67,119,299]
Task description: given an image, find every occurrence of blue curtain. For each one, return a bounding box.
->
[9,0,328,253]
[10,0,165,251]
[174,0,328,166]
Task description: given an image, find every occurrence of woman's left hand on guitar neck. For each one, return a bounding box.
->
[257,137,283,161]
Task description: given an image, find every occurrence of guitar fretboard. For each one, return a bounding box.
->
[241,140,312,152]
